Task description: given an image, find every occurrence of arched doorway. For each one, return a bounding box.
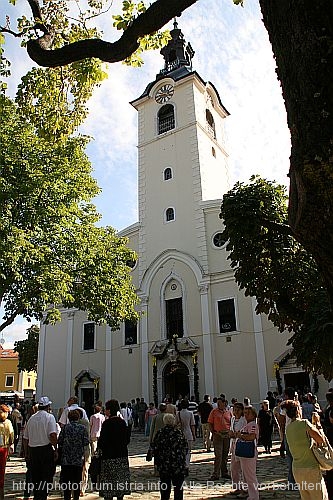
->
[163,361,190,403]
[74,369,100,418]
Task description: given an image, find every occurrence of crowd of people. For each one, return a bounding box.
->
[0,387,332,500]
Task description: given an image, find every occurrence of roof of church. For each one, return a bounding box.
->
[132,70,229,117]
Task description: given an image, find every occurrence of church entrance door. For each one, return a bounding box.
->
[80,387,95,418]
[283,372,310,394]
[163,361,190,403]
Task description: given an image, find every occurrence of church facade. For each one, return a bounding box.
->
[36,24,329,414]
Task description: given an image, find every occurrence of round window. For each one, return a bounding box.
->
[212,232,226,248]
[126,258,137,270]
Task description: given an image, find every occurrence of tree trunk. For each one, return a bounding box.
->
[260,0,333,306]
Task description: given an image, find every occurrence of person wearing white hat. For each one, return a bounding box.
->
[23,396,58,500]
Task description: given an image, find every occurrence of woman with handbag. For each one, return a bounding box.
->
[234,406,259,500]
[228,402,247,496]
[97,399,131,500]
[285,399,328,500]
[58,409,89,500]
[152,413,188,500]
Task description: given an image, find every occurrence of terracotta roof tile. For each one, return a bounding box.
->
[0,348,18,359]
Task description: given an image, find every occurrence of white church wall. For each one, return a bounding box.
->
[197,126,229,201]
[209,280,261,402]
[110,345,142,401]
[213,332,261,404]
[38,314,68,414]
[138,130,204,261]
[203,205,232,273]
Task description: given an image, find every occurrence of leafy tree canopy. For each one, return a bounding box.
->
[14,324,39,372]
[220,176,333,380]
[0,60,139,333]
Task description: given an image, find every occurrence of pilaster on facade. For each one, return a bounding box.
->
[137,107,145,146]
[184,84,196,123]
[252,297,268,400]
[138,148,147,283]
[188,131,209,274]
[36,321,47,400]
[198,281,214,396]
[138,294,149,401]
[18,371,23,394]
[65,310,75,402]
[105,325,112,400]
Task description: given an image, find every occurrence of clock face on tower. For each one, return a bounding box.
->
[155,84,174,104]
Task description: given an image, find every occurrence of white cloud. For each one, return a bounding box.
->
[0,318,33,349]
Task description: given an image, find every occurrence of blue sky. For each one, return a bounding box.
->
[2,0,290,346]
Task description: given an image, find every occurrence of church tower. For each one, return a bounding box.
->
[131,21,230,279]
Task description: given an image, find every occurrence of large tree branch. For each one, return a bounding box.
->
[26,0,198,67]
[0,309,24,333]
[260,218,294,237]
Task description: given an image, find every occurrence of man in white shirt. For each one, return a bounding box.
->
[23,396,58,500]
[59,396,88,426]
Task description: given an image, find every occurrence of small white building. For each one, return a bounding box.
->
[36,23,328,414]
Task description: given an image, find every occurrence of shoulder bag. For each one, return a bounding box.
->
[89,450,102,476]
[235,438,255,458]
[311,436,333,471]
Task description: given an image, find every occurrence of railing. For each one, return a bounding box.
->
[159,116,175,134]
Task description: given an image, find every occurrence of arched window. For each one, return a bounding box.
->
[163,278,185,339]
[164,167,172,180]
[158,104,175,135]
[165,297,183,339]
[165,207,175,222]
[206,109,216,139]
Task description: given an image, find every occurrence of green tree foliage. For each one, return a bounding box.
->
[14,324,39,372]
[0,71,138,333]
[220,176,333,379]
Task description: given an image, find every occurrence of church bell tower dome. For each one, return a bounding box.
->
[159,19,195,78]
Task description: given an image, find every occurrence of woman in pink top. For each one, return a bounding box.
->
[229,402,247,496]
[234,406,259,500]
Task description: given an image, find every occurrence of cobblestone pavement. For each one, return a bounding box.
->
[5,433,301,500]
